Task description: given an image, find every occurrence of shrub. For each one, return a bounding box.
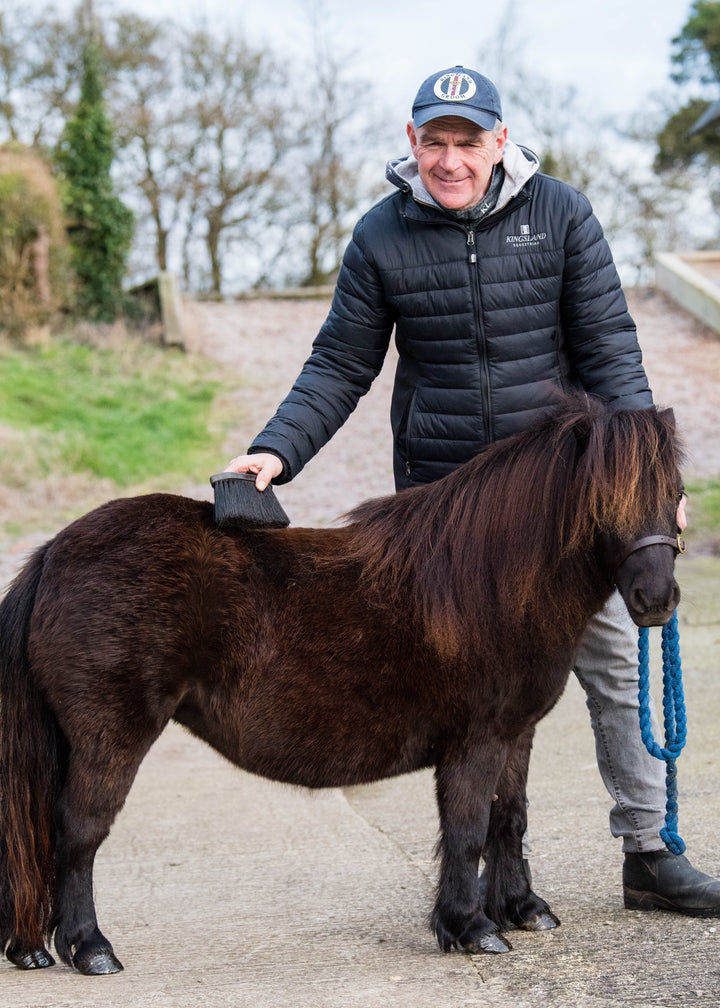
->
[0,146,73,340]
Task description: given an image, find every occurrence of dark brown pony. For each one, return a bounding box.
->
[0,394,684,975]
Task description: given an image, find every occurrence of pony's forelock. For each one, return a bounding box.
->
[569,405,683,547]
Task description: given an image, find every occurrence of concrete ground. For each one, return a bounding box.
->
[1,556,718,1008]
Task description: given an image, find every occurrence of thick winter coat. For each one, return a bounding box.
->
[250,141,652,489]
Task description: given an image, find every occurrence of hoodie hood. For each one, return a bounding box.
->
[386,139,540,216]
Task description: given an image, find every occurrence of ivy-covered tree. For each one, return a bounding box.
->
[55,29,133,321]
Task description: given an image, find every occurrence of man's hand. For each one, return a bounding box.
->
[677,492,687,533]
[223,452,284,491]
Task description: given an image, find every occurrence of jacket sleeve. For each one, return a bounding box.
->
[560,191,653,411]
[248,219,395,482]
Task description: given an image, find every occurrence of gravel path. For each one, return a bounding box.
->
[184,286,720,524]
[1,287,718,592]
[182,295,399,527]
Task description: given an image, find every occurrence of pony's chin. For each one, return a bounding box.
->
[629,609,676,628]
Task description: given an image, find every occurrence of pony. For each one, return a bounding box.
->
[0,393,684,975]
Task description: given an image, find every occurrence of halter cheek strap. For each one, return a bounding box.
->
[611,533,686,586]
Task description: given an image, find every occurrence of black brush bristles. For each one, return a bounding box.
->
[209,472,290,529]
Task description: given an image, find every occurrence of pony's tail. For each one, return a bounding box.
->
[0,542,60,957]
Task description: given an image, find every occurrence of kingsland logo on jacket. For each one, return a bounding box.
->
[506,229,548,246]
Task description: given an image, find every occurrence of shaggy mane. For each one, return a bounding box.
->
[342,393,683,656]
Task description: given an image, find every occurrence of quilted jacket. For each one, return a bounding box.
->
[249,141,653,489]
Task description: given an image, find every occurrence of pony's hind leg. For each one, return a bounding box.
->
[51,729,163,975]
[5,943,55,969]
[51,775,126,974]
[432,740,512,954]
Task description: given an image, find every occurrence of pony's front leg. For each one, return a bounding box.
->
[482,727,559,933]
[432,742,512,954]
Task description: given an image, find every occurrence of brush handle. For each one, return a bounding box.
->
[209,472,257,486]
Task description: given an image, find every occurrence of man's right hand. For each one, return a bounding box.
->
[223,452,284,491]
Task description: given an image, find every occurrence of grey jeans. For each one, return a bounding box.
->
[572,591,667,854]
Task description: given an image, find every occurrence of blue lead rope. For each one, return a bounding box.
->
[637,611,687,855]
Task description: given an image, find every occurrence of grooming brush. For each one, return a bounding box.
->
[209,472,290,529]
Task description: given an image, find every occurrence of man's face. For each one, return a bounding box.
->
[407,116,507,211]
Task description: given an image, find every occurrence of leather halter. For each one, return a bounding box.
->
[611,532,686,586]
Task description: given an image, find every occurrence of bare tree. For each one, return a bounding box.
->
[296,9,369,285]
[0,2,83,148]
[284,0,392,288]
[106,14,187,274]
[177,28,296,295]
[477,0,702,282]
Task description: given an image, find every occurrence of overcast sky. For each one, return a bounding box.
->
[86,0,695,125]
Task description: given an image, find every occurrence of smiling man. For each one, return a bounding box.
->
[404,68,507,212]
[406,117,506,210]
[226,66,720,920]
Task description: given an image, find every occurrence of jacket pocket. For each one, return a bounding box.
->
[396,388,419,475]
[552,327,574,390]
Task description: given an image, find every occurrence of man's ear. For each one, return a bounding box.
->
[493,126,508,164]
[406,121,418,153]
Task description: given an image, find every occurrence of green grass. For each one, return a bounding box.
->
[685,477,720,551]
[0,337,228,487]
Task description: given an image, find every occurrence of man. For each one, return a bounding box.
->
[226,66,720,916]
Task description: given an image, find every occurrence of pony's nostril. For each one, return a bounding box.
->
[630,587,649,614]
[630,581,681,617]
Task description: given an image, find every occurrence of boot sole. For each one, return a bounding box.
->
[624,887,720,918]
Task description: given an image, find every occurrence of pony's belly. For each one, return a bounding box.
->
[174,702,434,788]
[240,747,434,789]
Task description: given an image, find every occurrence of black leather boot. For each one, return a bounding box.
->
[623,850,720,917]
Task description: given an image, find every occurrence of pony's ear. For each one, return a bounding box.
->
[657,406,676,433]
[571,413,593,460]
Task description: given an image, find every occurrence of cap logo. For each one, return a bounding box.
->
[433,72,477,103]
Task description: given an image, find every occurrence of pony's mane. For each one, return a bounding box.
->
[343,393,683,656]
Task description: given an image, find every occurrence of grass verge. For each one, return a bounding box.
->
[0,335,237,538]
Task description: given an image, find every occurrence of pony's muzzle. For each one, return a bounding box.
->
[627,579,681,627]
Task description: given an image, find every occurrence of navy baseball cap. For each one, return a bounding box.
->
[412,66,502,129]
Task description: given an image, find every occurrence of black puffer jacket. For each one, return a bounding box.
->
[250,142,652,489]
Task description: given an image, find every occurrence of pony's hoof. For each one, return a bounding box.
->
[6,944,56,969]
[519,909,561,932]
[73,942,124,975]
[462,930,513,954]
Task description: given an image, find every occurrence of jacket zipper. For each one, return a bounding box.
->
[466,228,493,444]
[402,389,419,478]
[398,197,533,453]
